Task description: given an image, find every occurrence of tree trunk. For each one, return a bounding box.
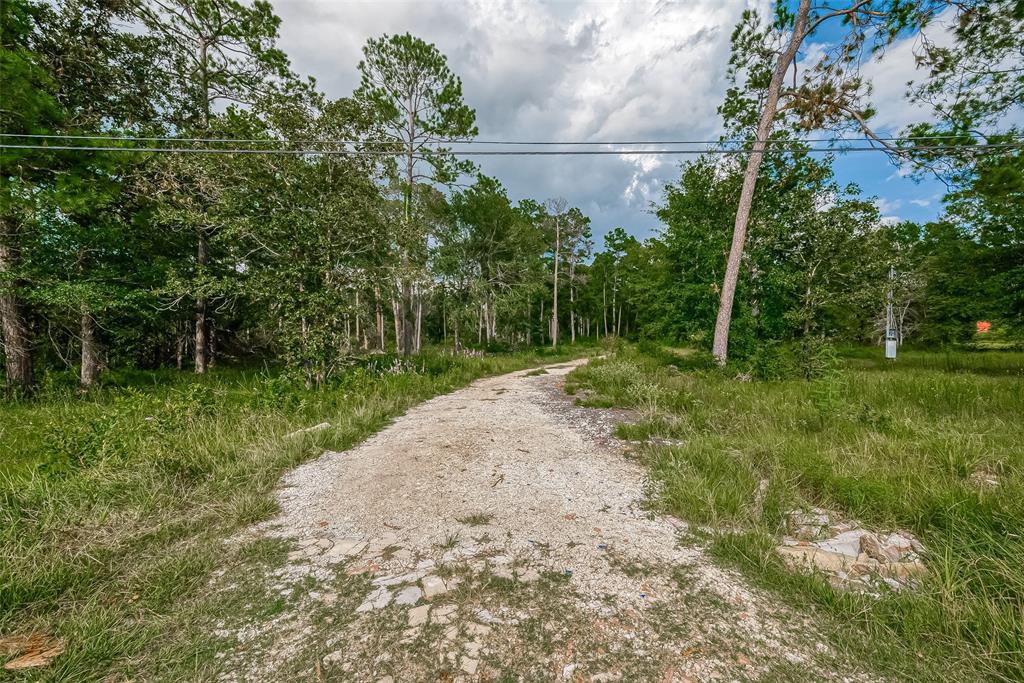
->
[415,295,422,352]
[602,282,608,336]
[195,232,208,374]
[374,285,385,351]
[176,326,186,370]
[551,215,560,348]
[392,295,401,353]
[711,0,811,364]
[80,304,101,388]
[539,298,545,345]
[355,290,361,345]
[0,217,33,394]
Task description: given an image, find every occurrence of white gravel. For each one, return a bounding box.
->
[220,358,875,681]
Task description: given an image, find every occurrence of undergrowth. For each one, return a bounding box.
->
[0,345,588,680]
[567,344,1024,682]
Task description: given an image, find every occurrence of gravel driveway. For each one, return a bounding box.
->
[219,358,873,682]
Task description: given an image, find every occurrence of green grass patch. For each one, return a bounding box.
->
[0,345,590,680]
[569,345,1024,681]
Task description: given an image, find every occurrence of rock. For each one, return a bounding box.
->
[325,538,367,562]
[851,552,880,575]
[366,533,400,554]
[563,662,578,679]
[861,531,920,563]
[443,625,459,642]
[816,529,868,558]
[464,640,483,657]
[378,677,394,683]
[373,570,428,587]
[356,586,391,612]
[322,650,345,665]
[394,586,422,606]
[461,656,479,675]
[408,605,430,627]
[422,575,447,598]
[880,559,927,581]
[777,545,854,574]
[786,508,832,541]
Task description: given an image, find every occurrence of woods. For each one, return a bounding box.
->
[1,0,1021,396]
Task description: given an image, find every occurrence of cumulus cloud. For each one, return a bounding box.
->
[271,0,768,240]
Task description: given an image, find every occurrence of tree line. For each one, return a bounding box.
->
[2,0,1021,395]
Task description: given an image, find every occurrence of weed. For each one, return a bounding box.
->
[569,344,1024,681]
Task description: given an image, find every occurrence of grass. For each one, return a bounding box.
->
[567,343,1024,682]
[0,345,591,680]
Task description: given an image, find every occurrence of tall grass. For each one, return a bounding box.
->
[0,346,586,680]
[568,345,1024,681]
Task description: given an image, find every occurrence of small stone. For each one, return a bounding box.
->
[443,625,459,642]
[408,604,430,627]
[422,575,447,598]
[323,650,345,665]
[373,570,428,587]
[777,545,853,573]
[461,657,479,675]
[465,640,482,657]
[394,586,422,606]
[817,529,868,558]
[356,586,391,612]
[377,677,394,683]
[367,533,400,554]
[325,538,367,561]
[563,662,578,679]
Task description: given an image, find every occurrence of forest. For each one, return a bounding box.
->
[1,0,1023,681]
[2,0,1019,397]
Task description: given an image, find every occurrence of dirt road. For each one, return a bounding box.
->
[220,359,870,681]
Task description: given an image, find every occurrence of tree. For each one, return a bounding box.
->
[354,33,477,356]
[709,1,981,363]
[544,198,567,347]
[0,0,58,393]
[138,0,297,373]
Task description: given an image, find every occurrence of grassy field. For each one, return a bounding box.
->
[567,343,1024,681]
[0,347,589,681]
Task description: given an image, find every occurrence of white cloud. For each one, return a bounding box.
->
[909,198,930,207]
[271,0,768,240]
[875,197,902,214]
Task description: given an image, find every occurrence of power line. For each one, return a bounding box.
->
[1,142,1021,156]
[0,132,1004,147]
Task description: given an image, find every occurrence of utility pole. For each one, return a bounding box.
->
[885,266,897,360]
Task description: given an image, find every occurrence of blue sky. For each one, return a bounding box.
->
[271,0,960,243]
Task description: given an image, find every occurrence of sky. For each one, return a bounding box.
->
[271,0,956,244]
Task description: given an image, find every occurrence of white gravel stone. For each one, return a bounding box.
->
[408,604,430,627]
[421,575,447,598]
[394,586,422,606]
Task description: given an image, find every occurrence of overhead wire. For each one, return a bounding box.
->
[0,132,1004,147]
[0,142,1020,156]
